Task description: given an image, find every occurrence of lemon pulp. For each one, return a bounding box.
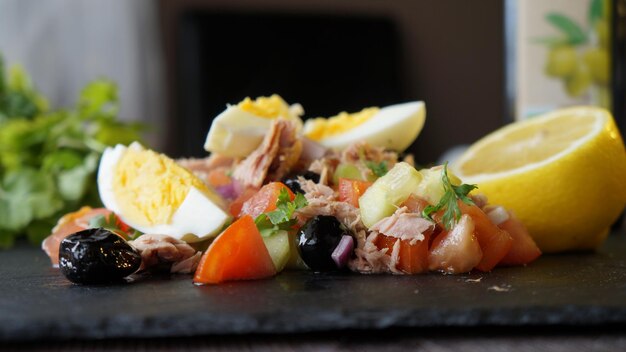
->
[453,107,626,252]
[112,148,212,227]
[460,113,597,176]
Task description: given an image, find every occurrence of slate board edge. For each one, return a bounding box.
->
[3,304,626,342]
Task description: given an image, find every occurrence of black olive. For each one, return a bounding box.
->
[298,215,347,271]
[59,228,141,284]
[282,171,321,194]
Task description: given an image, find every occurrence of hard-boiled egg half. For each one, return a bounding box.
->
[98,142,231,242]
[303,101,426,151]
[204,94,304,158]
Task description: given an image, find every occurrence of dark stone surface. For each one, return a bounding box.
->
[2,233,626,342]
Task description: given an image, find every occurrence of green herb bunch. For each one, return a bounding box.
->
[0,54,144,248]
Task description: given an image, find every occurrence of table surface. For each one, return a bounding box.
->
[2,232,626,350]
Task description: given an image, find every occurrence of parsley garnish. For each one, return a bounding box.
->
[0,54,144,248]
[255,189,308,237]
[421,162,478,230]
[365,161,388,178]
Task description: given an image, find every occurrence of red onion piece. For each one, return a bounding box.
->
[331,235,354,268]
[486,206,510,225]
[215,183,238,200]
[300,137,328,161]
[214,179,248,200]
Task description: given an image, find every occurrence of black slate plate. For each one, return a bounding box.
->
[2,232,626,341]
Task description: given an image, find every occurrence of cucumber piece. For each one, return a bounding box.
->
[416,166,462,205]
[262,230,291,272]
[359,162,423,227]
[333,163,364,184]
[359,185,397,228]
[286,231,308,270]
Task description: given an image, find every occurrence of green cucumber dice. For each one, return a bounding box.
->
[262,230,291,272]
[333,163,364,183]
[416,166,462,205]
[286,231,308,270]
[359,162,423,227]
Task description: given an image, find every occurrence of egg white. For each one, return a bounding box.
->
[204,103,304,158]
[312,101,426,152]
[97,142,231,242]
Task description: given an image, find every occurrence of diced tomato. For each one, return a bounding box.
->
[41,207,113,266]
[498,214,542,266]
[428,214,483,274]
[399,194,431,214]
[376,233,431,274]
[193,215,277,284]
[229,187,258,218]
[239,182,295,219]
[207,169,232,187]
[115,217,132,234]
[338,178,373,208]
[458,202,513,272]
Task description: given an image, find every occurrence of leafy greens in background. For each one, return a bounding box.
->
[535,0,606,46]
[0,53,145,248]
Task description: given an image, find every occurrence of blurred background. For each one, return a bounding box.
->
[0,0,623,163]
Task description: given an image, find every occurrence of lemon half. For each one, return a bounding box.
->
[453,107,626,253]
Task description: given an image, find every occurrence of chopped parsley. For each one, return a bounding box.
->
[357,146,388,178]
[255,189,308,237]
[365,161,388,178]
[422,162,478,230]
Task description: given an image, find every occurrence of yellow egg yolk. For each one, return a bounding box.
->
[112,148,212,227]
[304,107,380,141]
[237,94,291,119]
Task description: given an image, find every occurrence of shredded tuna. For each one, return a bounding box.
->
[341,141,398,165]
[306,142,406,185]
[340,142,399,180]
[177,153,236,171]
[129,234,201,274]
[389,239,402,273]
[297,180,366,235]
[349,231,392,274]
[297,179,413,274]
[233,119,302,188]
[177,154,236,185]
[349,207,433,274]
[297,180,435,275]
[307,154,340,186]
[307,159,325,177]
[402,153,415,167]
[267,119,303,181]
[369,207,434,245]
[170,252,203,274]
[299,179,335,201]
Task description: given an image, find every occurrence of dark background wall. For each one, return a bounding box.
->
[161,0,505,164]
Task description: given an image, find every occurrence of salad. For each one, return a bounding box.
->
[41,95,541,285]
